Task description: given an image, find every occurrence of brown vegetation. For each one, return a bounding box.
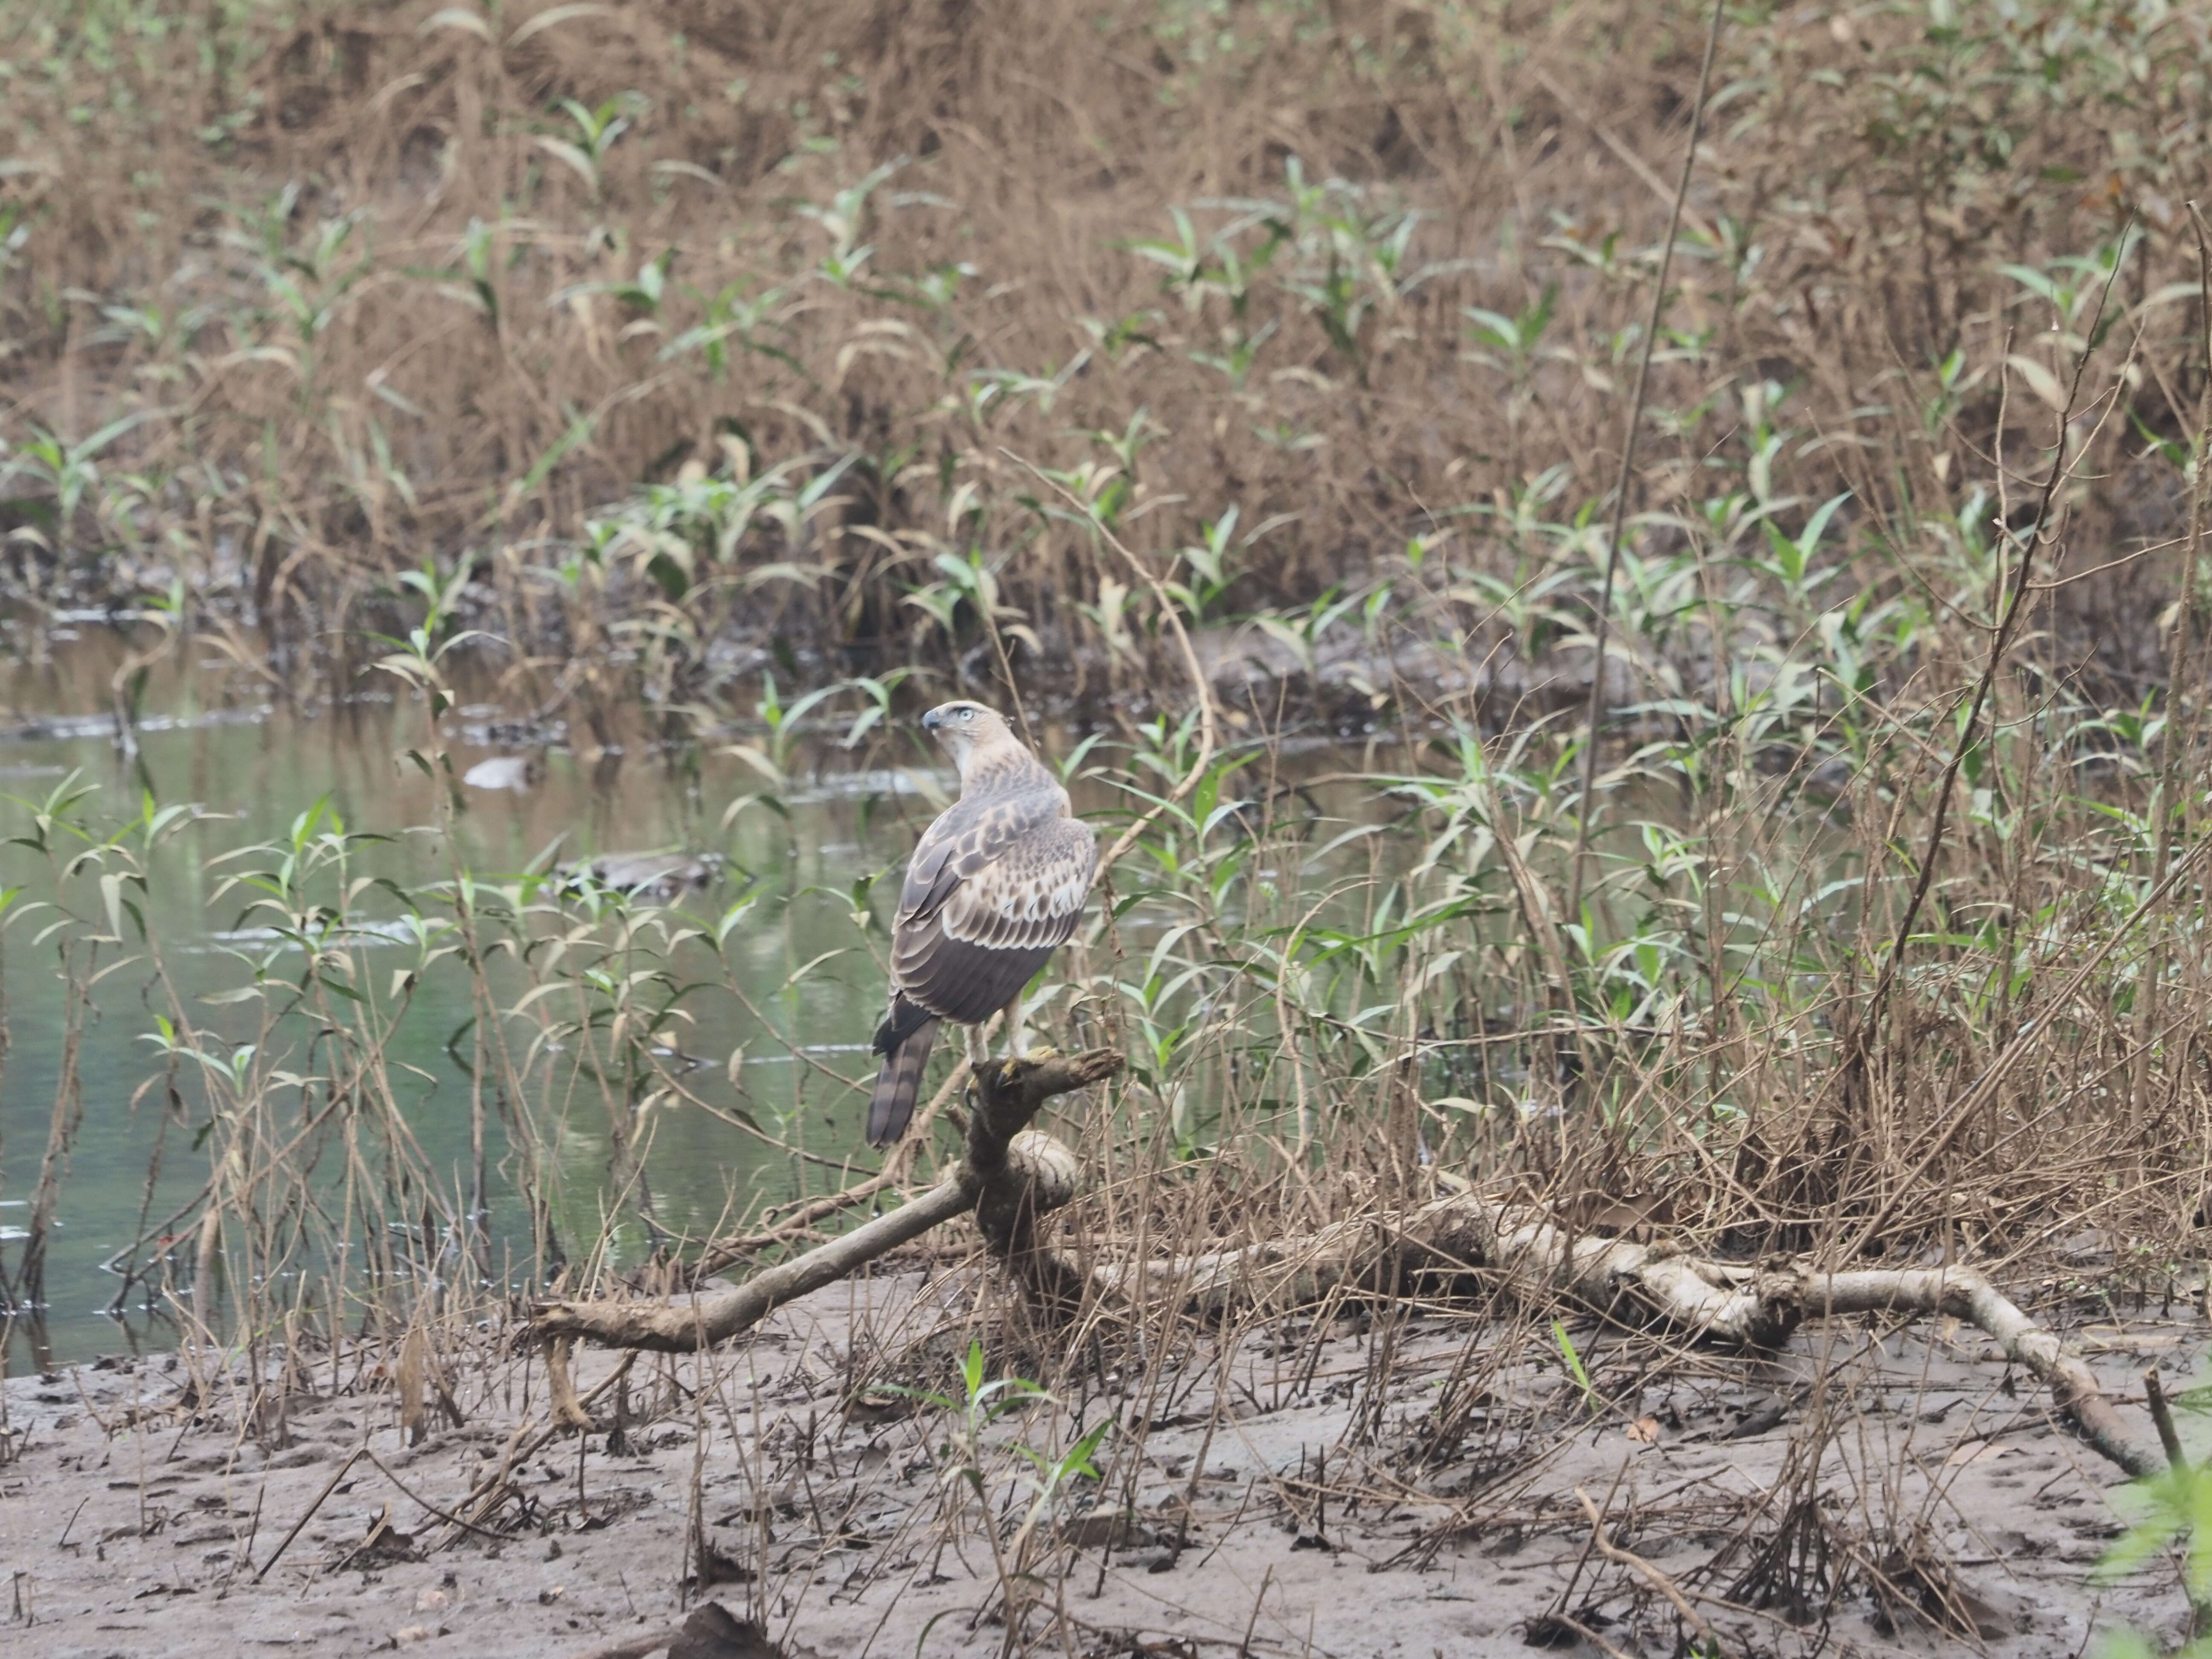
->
[9,3,2212,1653]
[3,0,2208,713]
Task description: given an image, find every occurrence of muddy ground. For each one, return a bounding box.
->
[0,1264,2201,1659]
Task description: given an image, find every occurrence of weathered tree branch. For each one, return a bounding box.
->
[533,1056,2159,1479]
[679,1027,1001,1284]
[528,1048,1121,1353]
[1785,1267,2163,1480]
[1062,1189,2165,1479]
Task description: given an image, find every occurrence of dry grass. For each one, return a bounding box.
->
[2,0,2207,711]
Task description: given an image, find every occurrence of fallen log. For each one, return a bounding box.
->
[527,1048,1119,1353]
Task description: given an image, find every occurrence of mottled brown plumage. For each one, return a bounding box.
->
[865,703,1096,1147]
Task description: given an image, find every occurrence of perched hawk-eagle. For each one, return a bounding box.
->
[865,702,1097,1147]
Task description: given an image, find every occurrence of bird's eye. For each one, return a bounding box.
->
[959,708,974,721]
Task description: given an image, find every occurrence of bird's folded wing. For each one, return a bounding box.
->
[897,790,1060,925]
[937,816,1097,950]
[888,816,1096,1024]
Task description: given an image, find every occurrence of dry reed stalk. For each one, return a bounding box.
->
[1566,0,1728,927]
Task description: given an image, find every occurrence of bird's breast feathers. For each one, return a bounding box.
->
[883,739,1094,1017]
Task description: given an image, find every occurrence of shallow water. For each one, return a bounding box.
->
[0,642,951,1367]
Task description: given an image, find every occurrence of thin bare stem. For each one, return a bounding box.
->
[1564,0,1728,928]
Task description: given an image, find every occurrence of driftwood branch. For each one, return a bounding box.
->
[528,1049,1121,1353]
[1062,1188,2166,1480]
[1791,1267,2163,1479]
[533,1054,2160,1479]
[679,1027,999,1284]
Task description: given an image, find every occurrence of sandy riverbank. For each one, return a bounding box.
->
[1,1263,2199,1658]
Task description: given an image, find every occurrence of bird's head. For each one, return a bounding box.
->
[920,701,1013,774]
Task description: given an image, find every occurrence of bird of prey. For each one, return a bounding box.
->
[865,701,1097,1147]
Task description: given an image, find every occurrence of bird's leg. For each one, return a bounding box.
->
[960,1021,992,1113]
[1001,990,1027,1059]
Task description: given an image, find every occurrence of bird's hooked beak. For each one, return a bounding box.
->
[920,707,944,732]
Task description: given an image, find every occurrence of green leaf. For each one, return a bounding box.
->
[1552,1319,1595,1407]
[961,1338,985,1402]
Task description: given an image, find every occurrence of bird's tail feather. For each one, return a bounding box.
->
[866,1016,939,1147]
